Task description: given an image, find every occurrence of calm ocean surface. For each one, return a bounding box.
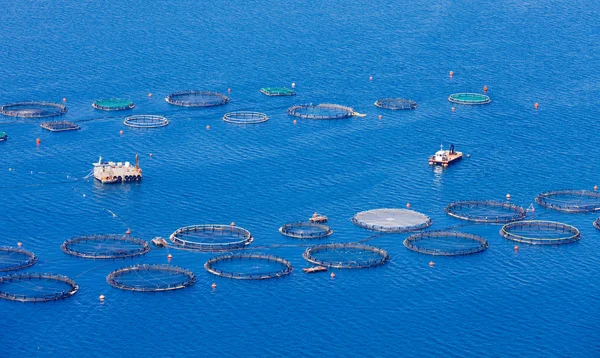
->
[1,1,599,357]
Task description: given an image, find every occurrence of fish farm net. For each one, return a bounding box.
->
[60,234,150,259]
[0,247,38,272]
[303,243,390,269]
[92,98,135,111]
[260,87,295,96]
[223,111,269,124]
[448,93,491,105]
[106,264,196,292]
[535,190,600,213]
[204,253,293,280]
[445,200,526,223]
[0,101,67,118]
[500,220,580,245]
[170,224,254,251]
[123,115,169,128]
[594,218,600,231]
[40,121,80,132]
[0,273,78,302]
[279,222,333,239]
[403,231,489,256]
[352,208,432,233]
[165,91,230,107]
[374,98,417,110]
[287,104,354,119]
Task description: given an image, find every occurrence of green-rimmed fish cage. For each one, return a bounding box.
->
[260,87,296,96]
[448,93,491,105]
[92,98,135,111]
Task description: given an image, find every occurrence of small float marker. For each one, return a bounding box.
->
[227,88,231,93]
[449,71,454,77]
[406,202,411,209]
[534,102,539,109]
[36,138,41,145]
[291,82,296,88]
[506,194,511,200]
[293,119,297,125]
[451,107,455,112]
[211,283,217,289]
[378,115,382,120]
[167,254,173,259]
[62,98,67,102]
[126,229,131,235]
[514,245,519,251]
[429,261,435,267]
[330,272,335,278]
[206,125,210,130]
[17,242,22,247]
[148,93,152,97]
[369,76,373,81]
[149,153,153,157]
[119,130,124,135]
[594,185,598,192]
[483,85,488,92]
[99,294,105,301]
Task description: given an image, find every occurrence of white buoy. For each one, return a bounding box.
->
[291,82,296,88]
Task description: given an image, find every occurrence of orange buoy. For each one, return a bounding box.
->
[443,163,448,168]
[35,138,41,145]
[211,283,217,289]
[230,222,235,227]
[506,194,511,200]
[149,153,153,157]
[119,130,124,135]
[429,261,435,267]
[378,115,382,119]
[483,85,488,92]
[227,88,231,93]
[369,76,373,81]
[534,102,539,109]
[126,229,131,235]
[148,93,153,97]
[449,71,454,77]
[594,185,598,192]
[330,272,335,278]
[167,254,173,259]
[206,125,210,130]
[99,294,105,301]
[17,242,22,247]
[293,119,297,125]
[406,202,411,209]
[451,107,455,112]
[62,98,67,102]
[514,245,519,251]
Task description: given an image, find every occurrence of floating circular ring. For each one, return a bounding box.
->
[535,190,600,213]
[0,101,67,118]
[445,200,526,223]
[0,247,38,272]
[279,222,333,239]
[204,253,293,280]
[374,98,417,110]
[169,224,254,251]
[403,231,489,256]
[0,273,78,302]
[92,98,135,111]
[60,234,150,259]
[124,114,169,128]
[165,90,229,107]
[106,264,196,292]
[500,220,580,245]
[352,208,432,233]
[448,93,490,105]
[223,111,269,124]
[302,243,390,269]
[287,103,354,119]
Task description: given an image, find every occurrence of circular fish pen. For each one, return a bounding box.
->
[165,90,229,107]
[106,264,196,292]
[279,222,333,239]
[594,218,600,231]
[204,253,293,280]
[92,98,135,111]
[352,208,432,233]
[0,273,78,302]
[0,101,67,118]
[448,93,491,105]
[0,247,38,272]
[500,220,580,245]
[223,111,268,124]
[303,243,389,269]
[60,234,150,259]
[170,224,254,251]
[535,190,600,213]
[445,200,526,223]
[287,104,354,120]
[403,231,489,256]
[123,115,169,128]
[374,98,417,110]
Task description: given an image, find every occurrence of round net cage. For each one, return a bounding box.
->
[60,234,150,259]
[106,264,196,292]
[535,190,600,213]
[92,98,135,111]
[448,93,491,105]
[279,221,333,239]
[403,231,489,256]
[594,218,600,231]
[500,220,580,245]
[124,115,169,128]
[204,253,293,280]
[374,98,417,110]
[223,111,269,124]
[0,101,67,118]
[303,243,390,269]
[169,224,254,251]
[445,200,526,223]
[287,104,354,119]
[352,208,432,233]
[0,247,38,272]
[165,90,230,107]
[0,273,78,303]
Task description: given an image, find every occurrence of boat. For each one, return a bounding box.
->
[0,131,7,142]
[302,266,328,273]
[429,144,463,167]
[93,154,142,184]
[151,237,168,247]
[309,212,328,223]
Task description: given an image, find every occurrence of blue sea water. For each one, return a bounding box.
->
[1,0,599,356]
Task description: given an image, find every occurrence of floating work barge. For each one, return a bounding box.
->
[309,213,328,223]
[302,266,328,273]
[40,121,80,132]
[93,154,142,184]
[151,237,168,247]
[429,144,462,167]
